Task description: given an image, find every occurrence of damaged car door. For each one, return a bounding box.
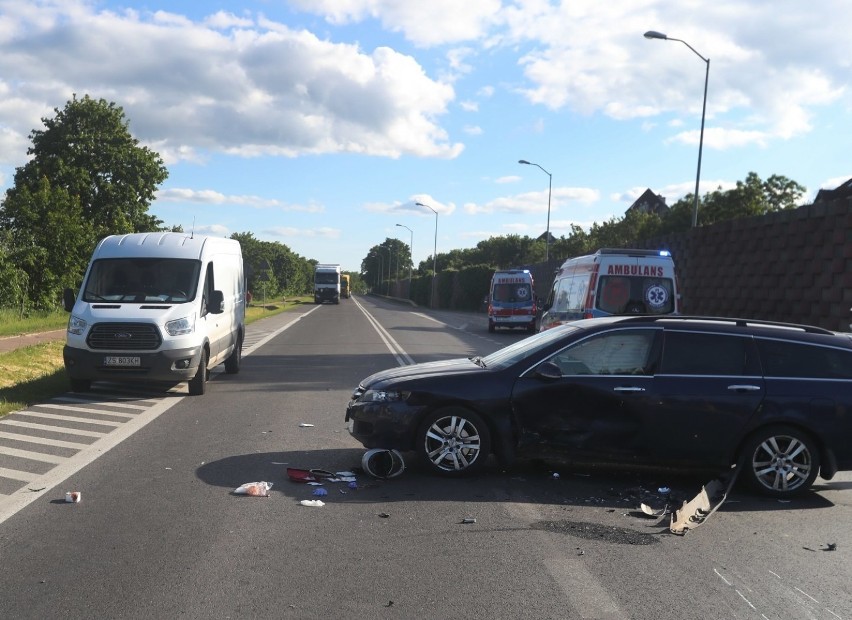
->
[510,327,663,464]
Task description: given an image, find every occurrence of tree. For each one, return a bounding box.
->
[0,94,169,308]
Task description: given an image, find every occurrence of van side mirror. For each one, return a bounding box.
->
[63,288,76,312]
[209,290,225,314]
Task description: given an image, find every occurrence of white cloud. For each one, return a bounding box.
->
[155,188,324,212]
[193,223,231,236]
[495,175,521,184]
[0,2,464,166]
[287,0,503,46]
[364,196,456,216]
[464,186,599,215]
[265,226,341,240]
[463,125,483,135]
[459,100,479,112]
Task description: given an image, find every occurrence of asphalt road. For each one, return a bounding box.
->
[0,296,850,619]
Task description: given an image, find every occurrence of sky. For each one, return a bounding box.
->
[0,1,850,272]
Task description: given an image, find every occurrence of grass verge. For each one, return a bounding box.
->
[0,308,68,337]
[0,296,312,417]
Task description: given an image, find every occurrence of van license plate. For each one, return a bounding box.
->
[105,356,140,367]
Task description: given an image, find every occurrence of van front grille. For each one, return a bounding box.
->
[87,323,162,351]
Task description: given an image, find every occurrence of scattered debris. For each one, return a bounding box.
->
[362,449,405,479]
[669,470,738,535]
[378,512,390,518]
[658,486,671,496]
[286,468,335,483]
[312,488,328,497]
[461,518,477,524]
[298,423,315,428]
[233,482,272,497]
[28,487,46,493]
[385,601,394,608]
[639,503,668,518]
[65,491,81,503]
[823,543,838,552]
[552,472,560,479]
[300,499,325,507]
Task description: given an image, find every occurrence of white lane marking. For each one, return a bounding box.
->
[0,467,33,482]
[713,568,732,586]
[353,297,414,366]
[411,311,445,325]
[0,396,179,525]
[0,419,107,438]
[33,403,137,419]
[52,395,150,410]
[0,445,66,464]
[794,587,819,604]
[10,410,122,427]
[735,590,757,610]
[0,431,89,449]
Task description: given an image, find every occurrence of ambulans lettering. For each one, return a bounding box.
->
[607,264,663,277]
[495,277,528,284]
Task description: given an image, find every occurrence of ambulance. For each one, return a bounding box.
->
[487,269,537,333]
[539,248,679,331]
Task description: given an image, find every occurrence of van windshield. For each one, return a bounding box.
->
[83,258,201,303]
[596,276,674,314]
[492,283,532,304]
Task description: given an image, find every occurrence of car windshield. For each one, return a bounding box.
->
[83,258,200,303]
[482,324,580,369]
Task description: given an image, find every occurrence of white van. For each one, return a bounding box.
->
[487,269,537,333]
[539,248,679,331]
[62,232,246,395]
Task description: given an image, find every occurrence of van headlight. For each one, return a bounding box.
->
[165,315,195,336]
[359,389,410,403]
[68,315,87,336]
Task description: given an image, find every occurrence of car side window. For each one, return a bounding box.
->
[548,329,657,376]
[757,338,852,379]
[660,331,759,376]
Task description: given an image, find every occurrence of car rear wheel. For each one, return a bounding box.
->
[741,425,820,497]
[416,407,491,476]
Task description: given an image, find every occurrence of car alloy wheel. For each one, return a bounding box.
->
[743,425,819,497]
[417,407,491,476]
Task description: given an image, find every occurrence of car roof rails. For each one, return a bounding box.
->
[614,315,835,335]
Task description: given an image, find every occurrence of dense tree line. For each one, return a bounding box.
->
[1,94,806,314]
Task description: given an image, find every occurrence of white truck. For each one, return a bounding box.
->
[314,263,341,304]
[62,232,246,395]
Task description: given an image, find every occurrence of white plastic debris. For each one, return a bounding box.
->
[298,423,315,428]
[233,481,273,497]
[300,499,325,507]
[65,491,81,503]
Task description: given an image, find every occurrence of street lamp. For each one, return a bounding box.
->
[518,159,553,263]
[644,30,709,228]
[378,246,391,295]
[415,202,438,309]
[395,223,413,300]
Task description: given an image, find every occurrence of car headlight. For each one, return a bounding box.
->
[68,315,87,336]
[359,389,410,403]
[165,315,195,336]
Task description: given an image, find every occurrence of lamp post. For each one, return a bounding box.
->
[415,202,438,309]
[378,246,391,295]
[644,30,709,228]
[518,159,553,263]
[395,223,413,300]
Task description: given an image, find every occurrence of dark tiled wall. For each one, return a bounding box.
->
[639,198,852,331]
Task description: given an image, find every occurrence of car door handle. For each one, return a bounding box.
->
[614,387,645,393]
[727,385,761,392]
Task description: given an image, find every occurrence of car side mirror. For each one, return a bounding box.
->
[63,288,76,312]
[535,360,562,380]
[209,290,225,314]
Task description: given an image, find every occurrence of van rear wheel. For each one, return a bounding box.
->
[224,334,242,374]
[189,349,208,395]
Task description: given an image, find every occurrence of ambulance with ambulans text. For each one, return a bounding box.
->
[487,269,537,333]
[539,248,679,331]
